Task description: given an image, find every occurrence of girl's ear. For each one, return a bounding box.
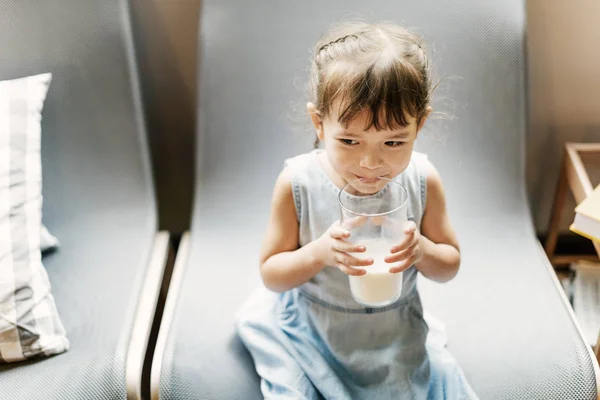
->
[416,106,432,133]
[307,102,324,140]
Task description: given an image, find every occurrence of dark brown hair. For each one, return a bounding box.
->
[309,21,434,146]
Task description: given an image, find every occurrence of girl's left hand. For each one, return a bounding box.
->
[385,221,423,274]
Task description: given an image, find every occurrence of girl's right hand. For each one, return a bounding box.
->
[313,220,374,276]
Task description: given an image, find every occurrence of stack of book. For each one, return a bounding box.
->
[570,184,600,346]
[570,184,600,242]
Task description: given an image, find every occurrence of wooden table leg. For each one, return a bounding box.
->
[545,155,569,263]
[596,331,600,364]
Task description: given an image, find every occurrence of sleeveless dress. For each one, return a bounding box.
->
[236,149,478,399]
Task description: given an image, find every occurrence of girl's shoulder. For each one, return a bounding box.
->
[409,151,438,183]
[410,151,429,170]
[395,151,431,217]
[280,150,326,222]
[282,149,323,186]
[283,149,318,171]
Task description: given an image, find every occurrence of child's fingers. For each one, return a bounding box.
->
[336,252,373,268]
[337,263,366,276]
[404,221,417,234]
[389,257,416,274]
[370,215,385,226]
[384,248,411,263]
[336,216,368,239]
[340,215,368,230]
[334,241,366,254]
[330,226,351,240]
[390,233,415,253]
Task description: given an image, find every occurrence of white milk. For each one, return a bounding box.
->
[349,238,403,307]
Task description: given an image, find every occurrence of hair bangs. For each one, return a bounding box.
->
[319,57,425,131]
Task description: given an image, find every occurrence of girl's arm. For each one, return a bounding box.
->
[417,159,461,282]
[259,168,324,292]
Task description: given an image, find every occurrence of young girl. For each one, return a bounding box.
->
[236,21,478,400]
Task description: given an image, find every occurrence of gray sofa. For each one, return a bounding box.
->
[151,0,600,399]
[0,0,168,398]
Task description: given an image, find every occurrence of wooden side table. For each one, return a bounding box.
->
[544,143,600,266]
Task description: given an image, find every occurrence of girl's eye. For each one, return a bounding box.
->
[385,141,405,147]
[340,139,358,146]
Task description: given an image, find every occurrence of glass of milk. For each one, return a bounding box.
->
[338,178,408,308]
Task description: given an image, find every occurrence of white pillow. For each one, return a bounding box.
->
[0,73,69,362]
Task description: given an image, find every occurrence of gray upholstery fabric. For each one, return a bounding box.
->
[158,1,598,399]
[0,0,157,398]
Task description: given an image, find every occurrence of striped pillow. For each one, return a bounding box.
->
[0,73,69,363]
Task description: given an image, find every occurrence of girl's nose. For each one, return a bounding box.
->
[358,152,383,170]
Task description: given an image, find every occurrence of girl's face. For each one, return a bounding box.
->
[308,102,429,196]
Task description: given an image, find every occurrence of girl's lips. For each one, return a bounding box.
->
[354,174,382,184]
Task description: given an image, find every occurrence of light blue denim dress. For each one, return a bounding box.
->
[236,150,478,399]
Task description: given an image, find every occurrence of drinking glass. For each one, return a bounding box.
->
[338,178,409,307]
